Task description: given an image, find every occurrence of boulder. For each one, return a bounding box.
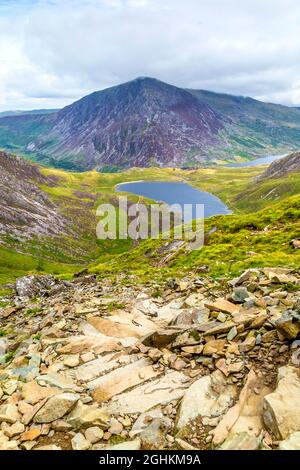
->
[71,432,91,450]
[276,310,300,340]
[139,417,171,450]
[263,366,300,439]
[67,401,110,430]
[232,287,250,304]
[33,393,80,423]
[213,370,270,447]
[176,370,237,431]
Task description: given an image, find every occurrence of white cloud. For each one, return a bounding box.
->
[0,0,300,110]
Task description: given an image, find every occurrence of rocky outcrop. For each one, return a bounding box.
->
[0,151,68,241]
[0,268,299,450]
[258,151,300,180]
[263,366,300,440]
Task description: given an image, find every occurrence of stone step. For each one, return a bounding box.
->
[75,353,139,382]
[106,371,191,414]
[89,358,161,403]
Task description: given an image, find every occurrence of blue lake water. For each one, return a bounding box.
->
[226,153,287,167]
[116,181,231,221]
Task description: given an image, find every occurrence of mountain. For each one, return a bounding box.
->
[258,151,300,179]
[1,77,300,171]
[189,89,300,156]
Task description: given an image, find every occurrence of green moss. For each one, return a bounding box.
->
[25,307,43,317]
[107,301,126,311]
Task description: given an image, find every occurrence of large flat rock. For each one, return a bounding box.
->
[90,358,161,402]
[106,371,190,414]
[88,315,153,339]
[75,353,138,382]
[263,366,300,440]
[177,370,237,431]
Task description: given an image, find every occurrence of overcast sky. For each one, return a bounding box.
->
[0,0,300,111]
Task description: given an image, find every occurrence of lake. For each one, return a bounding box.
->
[226,153,287,167]
[116,181,231,221]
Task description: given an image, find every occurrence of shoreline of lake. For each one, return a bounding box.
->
[116,181,231,221]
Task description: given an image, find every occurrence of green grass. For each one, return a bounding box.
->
[90,193,300,283]
[1,160,300,292]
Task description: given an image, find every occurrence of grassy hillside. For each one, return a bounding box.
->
[0,159,299,293]
[90,193,300,283]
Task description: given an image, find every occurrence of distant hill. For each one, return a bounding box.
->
[0,77,300,171]
[0,109,58,118]
[258,151,300,179]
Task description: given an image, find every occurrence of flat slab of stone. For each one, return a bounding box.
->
[263,366,300,440]
[90,358,161,402]
[110,310,158,332]
[88,316,151,339]
[107,371,190,415]
[57,335,123,355]
[21,381,60,405]
[75,353,139,382]
[204,299,239,315]
[176,370,237,431]
[213,370,271,447]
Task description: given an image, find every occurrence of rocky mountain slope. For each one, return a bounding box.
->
[0,151,101,284]
[1,78,300,171]
[258,151,300,179]
[0,268,300,450]
[0,151,68,242]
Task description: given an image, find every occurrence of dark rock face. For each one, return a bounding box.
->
[258,151,300,179]
[0,151,68,241]
[33,77,225,170]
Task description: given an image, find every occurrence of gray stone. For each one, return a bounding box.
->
[67,401,110,430]
[33,393,80,423]
[106,439,141,450]
[232,287,250,304]
[220,432,262,450]
[177,370,237,431]
[276,310,300,339]
[139,417,171,450]
[71,433,91,450]
[85,426,104,444]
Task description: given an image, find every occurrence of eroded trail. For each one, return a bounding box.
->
[0,268,300,450]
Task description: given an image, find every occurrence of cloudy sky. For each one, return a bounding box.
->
[0,0,299,111]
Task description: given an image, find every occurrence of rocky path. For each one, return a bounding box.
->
[0,268,300,450]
